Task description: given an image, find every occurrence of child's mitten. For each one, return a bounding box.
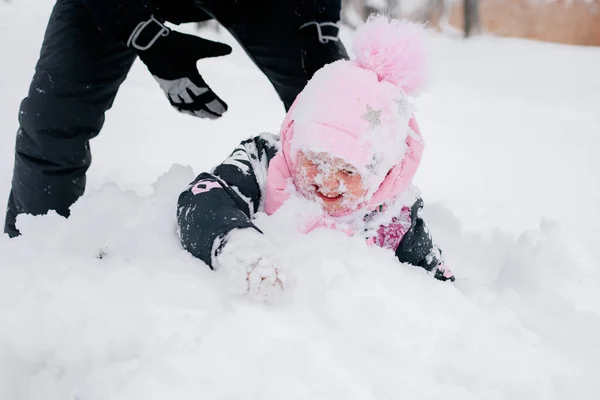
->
[215,228,285,301]
[433,263,455,282]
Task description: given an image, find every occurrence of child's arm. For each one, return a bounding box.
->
[395,198,455,282]
[176,134,278,269]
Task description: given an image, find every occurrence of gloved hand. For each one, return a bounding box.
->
[127,16,232,119]
[215,228,285,301]
[299,21,349,80]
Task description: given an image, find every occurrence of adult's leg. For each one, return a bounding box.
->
[4,0,137,237]
[197,0,345,110]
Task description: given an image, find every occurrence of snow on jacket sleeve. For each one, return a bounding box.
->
[294,0,342,24]
[395,199,455,282]
[176,134,279,269]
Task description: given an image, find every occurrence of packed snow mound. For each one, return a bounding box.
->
[1,167,598,399]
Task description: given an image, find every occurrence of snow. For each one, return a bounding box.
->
[1,0,600,399]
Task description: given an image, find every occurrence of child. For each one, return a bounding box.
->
[176,16,454,298]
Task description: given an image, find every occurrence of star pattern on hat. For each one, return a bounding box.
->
[366,154,380,172]
[362,104,382,128]
[393,98,405,115]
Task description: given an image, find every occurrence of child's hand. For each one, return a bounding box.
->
[433,263,455,282]
[246,258,284,301]
[216,228,285,301]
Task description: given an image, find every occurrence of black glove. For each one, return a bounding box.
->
[127,16,232,119]
[299,21,349,80]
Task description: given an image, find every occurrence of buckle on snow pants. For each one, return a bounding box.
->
[127,15,170,51]
[300,21,340,44]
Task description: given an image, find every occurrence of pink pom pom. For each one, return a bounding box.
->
[352,15,427,95]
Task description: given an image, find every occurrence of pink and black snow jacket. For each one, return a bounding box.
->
[177,133,455,282]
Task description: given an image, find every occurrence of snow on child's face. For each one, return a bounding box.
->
[295,151,368,215]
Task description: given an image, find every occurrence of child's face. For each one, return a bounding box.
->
[295,151,368,214]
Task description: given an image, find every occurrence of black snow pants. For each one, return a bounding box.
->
[4,0,311,237]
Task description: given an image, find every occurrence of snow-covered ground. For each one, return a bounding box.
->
[1,1,600,399]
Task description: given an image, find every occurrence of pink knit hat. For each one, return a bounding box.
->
[265,16,428,215]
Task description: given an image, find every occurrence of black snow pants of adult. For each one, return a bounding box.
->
[4,0,311,237]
